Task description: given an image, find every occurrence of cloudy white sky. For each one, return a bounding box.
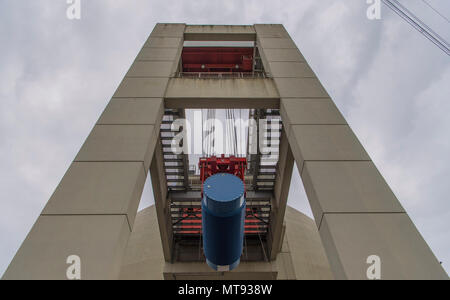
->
[0,0,449,276]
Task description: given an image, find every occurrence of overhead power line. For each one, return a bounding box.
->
[382,0,450,56]
[421,0,450,24]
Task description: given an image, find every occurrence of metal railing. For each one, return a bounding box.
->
[175,72,270,79]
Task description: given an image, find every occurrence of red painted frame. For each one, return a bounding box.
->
[182,47,254,73]
[198,154,247,197]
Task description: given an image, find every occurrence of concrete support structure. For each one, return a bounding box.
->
[255,24,447,279]
[119,205,333,280]
[3,24,447,280]
[2,23,181,280]
[267,131,294,260]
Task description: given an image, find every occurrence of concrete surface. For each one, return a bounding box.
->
[288,125,371,166]
[74,124,157,171]
[320,213,448,279]
[97,98,164,125]
[280,98,347,137]
[302,161,405,227]
[41,162,146,229]
[3,215,130,280]
[119,205,334,280]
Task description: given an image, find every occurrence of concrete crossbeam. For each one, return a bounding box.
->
[164,261,277,280]
[185,24,256,41]
[164,78,280,109]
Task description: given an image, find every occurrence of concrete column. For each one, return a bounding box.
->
[267,130,294,260]
[256,24,448,279]
[3,23,184,279]
[146,23,185,262]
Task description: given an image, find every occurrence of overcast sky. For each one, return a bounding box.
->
[0,0,449,276]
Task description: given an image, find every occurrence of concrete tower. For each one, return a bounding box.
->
[3,24,448,280]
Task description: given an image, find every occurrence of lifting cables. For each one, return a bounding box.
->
[226,109,239,156]
[202,109,242,157]
[203,109,217,157]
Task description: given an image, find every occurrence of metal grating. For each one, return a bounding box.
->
[161,109,189,192]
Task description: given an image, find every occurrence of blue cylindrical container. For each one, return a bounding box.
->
[202,173,246,271]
